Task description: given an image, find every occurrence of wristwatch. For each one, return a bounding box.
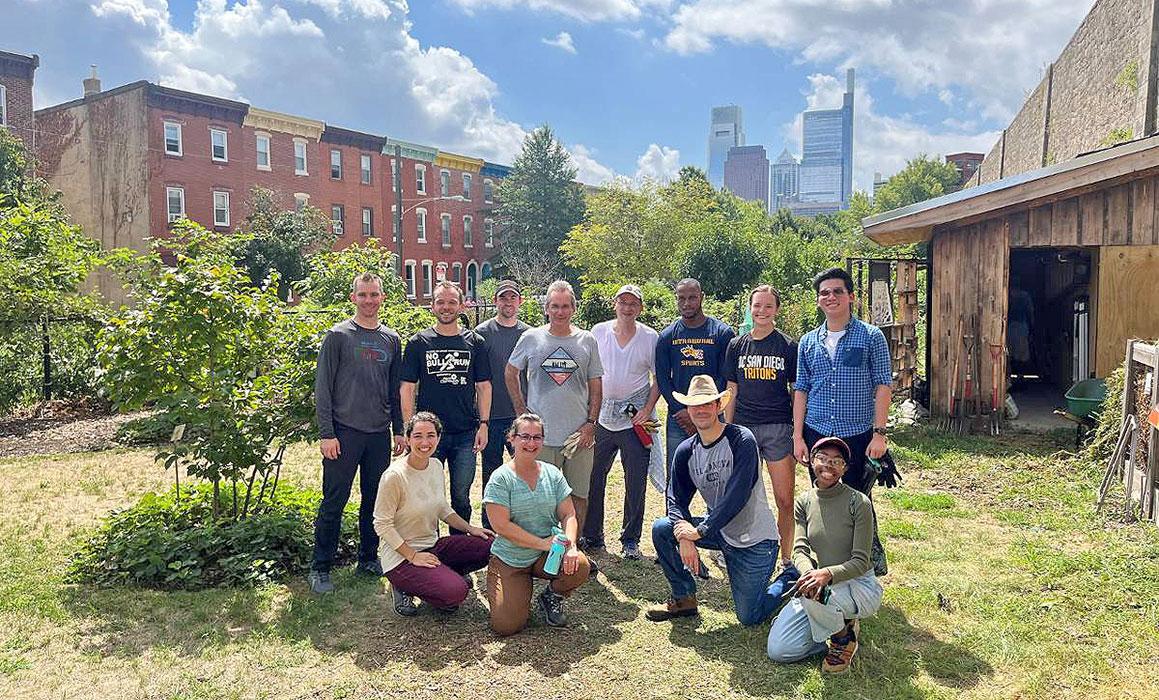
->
[585,418,597,426]
[872,427,888,436]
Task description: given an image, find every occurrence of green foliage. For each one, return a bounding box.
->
[233,187,336,300]
[678,200,772,300]
[872,155,962,214]
[1115,60,1140,93]
[69,482,357,589]
[1100,127,1134,148]
[1086,364,1125,461]
[519,296,544,326]
[573,280,678,330]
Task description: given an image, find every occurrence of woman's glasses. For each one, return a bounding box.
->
[514,433,545,442]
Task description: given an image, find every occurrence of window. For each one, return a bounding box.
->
[391,159,399,188]
[294,139,308,175]
[294,192,309,212]
[416,164,426,194]
[452,262,462,283]
[163,121,182,156]
[210,128,228,162]
[465,261,477,299]
[0,85,8,126]
[361,207,373,236]
[485,218,494,247]
[166,187,185,223]
[331,205,345,235]
[255,134,271,170]
[213,191,230,227]
[422,261,433,297]
[360,154,372,184]
[483,178,493,203]
[391,205,398,241]
[416,208,427,242]
[462,173,472,200]
[440,170,450,197]
[330,149,342,179]
[463,215,473,247]
[404,260,416,298]
[441,214,452,247]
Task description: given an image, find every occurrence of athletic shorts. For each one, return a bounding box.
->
[743,422,794,462]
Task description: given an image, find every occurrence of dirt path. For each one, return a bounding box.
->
[0,402,147,458]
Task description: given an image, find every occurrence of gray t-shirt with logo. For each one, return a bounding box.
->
[508,326,604,446]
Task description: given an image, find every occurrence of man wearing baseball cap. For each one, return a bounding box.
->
[646,375,781,625]
[584,284,660,560]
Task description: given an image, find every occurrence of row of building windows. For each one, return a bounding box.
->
[166,186,231,228]
[161,120,496,201]
[402,260,484,299]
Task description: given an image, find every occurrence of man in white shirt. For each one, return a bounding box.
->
[583,284,660,560]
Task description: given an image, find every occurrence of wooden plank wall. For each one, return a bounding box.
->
[930,220,1011,416]
[1013,174,1159,248]
[1095,246,1159,375]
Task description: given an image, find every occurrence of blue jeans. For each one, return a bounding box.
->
[435,429,477,533]
[651,516,780,626]
[665,414,691,478]
[480,417,514,529]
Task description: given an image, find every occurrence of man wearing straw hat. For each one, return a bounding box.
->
[646,375,781,625]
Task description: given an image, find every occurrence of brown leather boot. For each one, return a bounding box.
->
[645,595,699,621]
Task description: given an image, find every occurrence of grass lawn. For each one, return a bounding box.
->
[1,426,1158,699]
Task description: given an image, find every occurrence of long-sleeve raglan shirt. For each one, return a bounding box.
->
[666,423,778,548]
[655,317,735,413]
[791,482,874,584]
[314,318,404,439]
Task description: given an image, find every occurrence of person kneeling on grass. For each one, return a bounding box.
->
[484,413,591,636]
[374,412,495,617]
[646,375,782,626]
[766,437,883,673]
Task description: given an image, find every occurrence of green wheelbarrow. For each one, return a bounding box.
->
[1053,378,1108,447]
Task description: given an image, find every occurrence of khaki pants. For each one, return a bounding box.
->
[486,552,590,636]
[539,444,595,498]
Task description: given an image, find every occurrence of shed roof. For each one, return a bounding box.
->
[862,135,1159,246]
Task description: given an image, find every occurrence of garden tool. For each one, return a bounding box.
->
[944,317,964,432]
[960,323,977,436]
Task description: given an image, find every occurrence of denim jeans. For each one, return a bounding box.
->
[312,427,392,572]
[435,429,478,533]
[480,417,514,529]
[665,414,691,479]
[651,516,780,626]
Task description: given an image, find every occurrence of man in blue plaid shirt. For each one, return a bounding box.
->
[791,267,892,493]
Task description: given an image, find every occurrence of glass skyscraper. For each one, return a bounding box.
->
[798,69,854,212]
[707,105,744,188]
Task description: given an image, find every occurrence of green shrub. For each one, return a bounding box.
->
[574,280,678,330]
[69,482,357,589]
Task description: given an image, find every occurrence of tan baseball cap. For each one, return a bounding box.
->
[615,284,643,302]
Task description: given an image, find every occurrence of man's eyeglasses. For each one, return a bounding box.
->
[817,288,849,298]
[811,454,847,469]
[514,433,545,442]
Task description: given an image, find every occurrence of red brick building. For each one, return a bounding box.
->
[945,152,984,187]
[34,78,507,304]
[0,50,39,151]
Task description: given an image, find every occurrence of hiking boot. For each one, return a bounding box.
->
[622,542,643,560]
[356,560,385,577]
[392,587,419,617]
[822,621,859,674]
[645,595,699,622]
[537,585,568,627]
[307,570,334,594]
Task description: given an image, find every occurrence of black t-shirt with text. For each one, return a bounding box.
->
[401,328,492,433]
[724,329,798,426]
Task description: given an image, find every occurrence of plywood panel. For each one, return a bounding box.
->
[1052,197,1079,246]
[1008,211,1029,248]
[1080,192,1104,246]
[1107,184,1130,245]
[1132,178,1156,245]
[1028,205,1052,247]
[1096,245,1159,375]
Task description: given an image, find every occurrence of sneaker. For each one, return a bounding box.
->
[588,557,600,579]
[579,537,606,553]
[622,542,643,560]
[821,621,859,674]
[356,560,385,577]
[537,585,568,627]
[461,573,473,590]
[307,570,334,594]
[392,586,419,617]
[696,556,711,580]
[644,595,699,622]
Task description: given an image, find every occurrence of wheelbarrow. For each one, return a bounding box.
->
[1053,378,1108,448]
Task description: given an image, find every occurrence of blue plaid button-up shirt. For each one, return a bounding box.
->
[795,317,892,438]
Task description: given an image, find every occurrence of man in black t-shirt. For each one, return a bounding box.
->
[401,280,492,530]
[724,285,799,576]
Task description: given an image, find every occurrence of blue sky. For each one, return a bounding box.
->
[3,0,1095,189]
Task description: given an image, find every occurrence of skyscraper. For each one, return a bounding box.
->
[723,145,769,206]
[770,148,799,211]
[798,68,854,213]
[707,105,744,188]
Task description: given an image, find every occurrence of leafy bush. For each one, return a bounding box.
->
[574,279,678,330]
[69,482,357,589]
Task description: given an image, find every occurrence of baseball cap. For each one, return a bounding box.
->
[494,280,520,297]
[615,284,643,302]
[810,436,852,462]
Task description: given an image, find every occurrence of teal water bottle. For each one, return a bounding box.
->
[543,527,569,575]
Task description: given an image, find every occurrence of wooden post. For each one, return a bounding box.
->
[41,317,51,401]
[1123,340,1139,428]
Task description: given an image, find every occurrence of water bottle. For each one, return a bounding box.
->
[543,527,569,575]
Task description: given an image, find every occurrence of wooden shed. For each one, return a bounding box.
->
[862,136,1159,421]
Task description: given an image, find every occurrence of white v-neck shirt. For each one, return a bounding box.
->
[592,320,658,400]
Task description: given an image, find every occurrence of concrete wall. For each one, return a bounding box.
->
[973,0,1158,186]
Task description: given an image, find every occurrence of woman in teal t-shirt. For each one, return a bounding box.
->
[483,413,591,636]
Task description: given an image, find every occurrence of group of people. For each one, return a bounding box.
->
[308,265,893,674]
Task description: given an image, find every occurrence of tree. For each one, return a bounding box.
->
[495,125,585,281]
[679,199,772,300]
[873,155,962,214]
[233,186,335,300]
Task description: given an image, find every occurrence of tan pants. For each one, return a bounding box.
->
[486,552,590,636]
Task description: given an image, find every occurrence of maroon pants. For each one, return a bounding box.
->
[384,535,493,608]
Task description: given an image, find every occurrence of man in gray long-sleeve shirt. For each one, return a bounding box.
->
[309,272,406,594]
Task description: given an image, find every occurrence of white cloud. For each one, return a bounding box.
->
[663,0,1094,123]
[542,31,577,54]
[634,143,681,183]
[448,0,670,22]
[616,27,646,40]
[569,144,620,185]
[783,72,999,191]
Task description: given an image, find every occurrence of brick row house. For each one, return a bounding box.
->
[31,73,508,304]
[0,50,39,152]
